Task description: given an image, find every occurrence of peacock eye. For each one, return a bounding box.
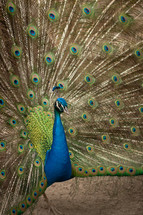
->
[58,103,61,108]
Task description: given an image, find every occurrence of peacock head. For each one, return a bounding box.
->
[55,98,68,114]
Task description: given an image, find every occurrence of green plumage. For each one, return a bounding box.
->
[27,108,53,161]
[0,0,143,214]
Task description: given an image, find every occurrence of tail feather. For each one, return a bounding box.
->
[0,0,143,214]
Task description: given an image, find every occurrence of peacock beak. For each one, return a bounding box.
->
[64,106,69,114]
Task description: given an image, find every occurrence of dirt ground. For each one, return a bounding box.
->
[25,176,143,215]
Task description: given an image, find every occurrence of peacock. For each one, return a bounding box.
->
[0,0,143,214]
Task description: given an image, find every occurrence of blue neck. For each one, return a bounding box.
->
[51,109,67,152]
[44,108,72,185]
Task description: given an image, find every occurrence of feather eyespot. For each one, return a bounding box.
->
[26,195,32,205]
[57,80,67,91]
[49,13,55,19]
[27,90,35,100]
[101,134,110,144]
[10,208,18,215]
[115,99,124,110]
[0,170,6,180]
[28,142,34,149]
[116,100,120,106]
[68,127,77,136]
[108,166,117,175]
[69,128,74,133]
[111,73,122,85]
[75,166,84,175]
[109,117,118,128]
[0,97,5,109]
[102,43,113,54]
[98,166,106,174]
[81,112,90,121]
[34,159,41,167]
[32,190,39,200]
[18,144,24,153]
[86,145,94,153]
[88,98,98,109]
[84,74,95,85]
[123,143,131,150]
[121,16,125,22]
[46,111,52,118]
[0,141,6,151]
[119,166,123,170]
[34,192,38,196]
[110,119,114,124]
[70,44,81,56]
[39,179,47,191]
[47,57,51,62]
[21,130,28,139]
[104,45,108,52]
[30,30,35,36]
[59,84,63,88]
[18,201,27,212]
[82,4,94,18]
[18,166,24,176]
[84,170,89,175]
[134,49,143,59]
[131,126,140,136]
[119,14,132,26]
[0,98,5,107]
[17,104,26,114]
[44,52,55,65]
[40,182,44,187]
[42,175,47,181]
[84,8,90,15]
[7,2,16,15]
[71,47,77,53]
[89,168,98,176]
[103,45,111,53]
[86,76,90,82]
[42,98,49,108]
[15,50,20,56]
[127,167,136,176]
[117,165,126,174]
[10,75,20,87]
[139,106,143,114]
[119,15,127,24]
[27,25,38,39]
[9,118,17,127]
[136,50,141,56]
[36,105,43,111]
[69,151,74,158]
[47,9,59,22]
[31,73,40,85]
[9,7,14,12]
[11,46,22,59]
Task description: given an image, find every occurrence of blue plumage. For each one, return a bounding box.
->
[44,98,72,186]
[0,0,143,214]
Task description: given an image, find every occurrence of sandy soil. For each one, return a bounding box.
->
[25,176,143,215]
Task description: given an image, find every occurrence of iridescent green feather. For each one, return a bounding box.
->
[26,109,54,161]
